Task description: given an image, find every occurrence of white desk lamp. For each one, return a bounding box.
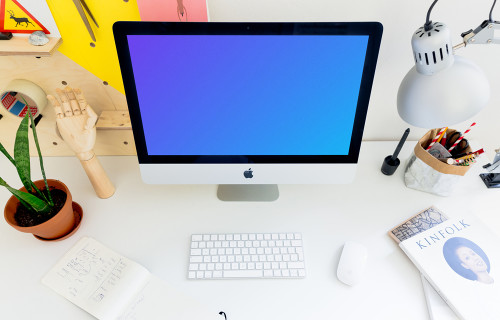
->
[397,0,499,128]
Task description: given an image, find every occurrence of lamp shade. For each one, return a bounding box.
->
[397,22,490,128]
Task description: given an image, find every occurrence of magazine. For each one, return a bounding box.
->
[399,215,500,319]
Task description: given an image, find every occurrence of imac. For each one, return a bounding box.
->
[113,22,383,201]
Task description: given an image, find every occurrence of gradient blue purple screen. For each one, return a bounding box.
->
[127,35,368,155]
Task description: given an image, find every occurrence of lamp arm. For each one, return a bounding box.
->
[456,20,500,49]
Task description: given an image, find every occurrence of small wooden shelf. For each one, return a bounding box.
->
[0,36,62,57]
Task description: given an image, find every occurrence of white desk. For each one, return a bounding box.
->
[0,141,498,320]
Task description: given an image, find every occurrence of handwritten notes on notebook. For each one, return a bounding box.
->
[42,237,221,320]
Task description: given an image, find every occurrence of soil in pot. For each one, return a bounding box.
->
[14,187,67,227]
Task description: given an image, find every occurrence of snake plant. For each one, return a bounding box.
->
[0,104,54,215]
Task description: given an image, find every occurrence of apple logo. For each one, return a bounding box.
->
[243,168,253,179]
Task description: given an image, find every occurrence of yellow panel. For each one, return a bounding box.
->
[46,0,141,94]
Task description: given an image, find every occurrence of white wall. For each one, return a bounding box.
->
[207,0,500,158]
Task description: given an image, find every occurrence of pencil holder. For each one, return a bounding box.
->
[404,128,472,196]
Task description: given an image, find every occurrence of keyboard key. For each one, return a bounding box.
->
[291,240,302,247]
[190,256,202,263]
[288,262,305,269]
[191,249,201,256]
[213,271,223,278]
[224,270,263,278]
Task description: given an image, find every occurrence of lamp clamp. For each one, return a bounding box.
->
[457,20,500,48]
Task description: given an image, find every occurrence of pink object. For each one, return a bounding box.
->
[426,127,447,150]
[448,122,476,152]
[137,0,209,22]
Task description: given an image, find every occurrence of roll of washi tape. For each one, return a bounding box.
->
[0,79,47,118]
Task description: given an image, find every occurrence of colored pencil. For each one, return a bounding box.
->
[426,127,447,150]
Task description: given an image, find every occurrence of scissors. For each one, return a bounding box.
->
[445,131,469,157]
[72,0,99,42]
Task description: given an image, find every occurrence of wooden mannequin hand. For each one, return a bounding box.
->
[47,87,98,161]
[47,87,115,199]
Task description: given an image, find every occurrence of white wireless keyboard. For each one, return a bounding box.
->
[188,233,305,279]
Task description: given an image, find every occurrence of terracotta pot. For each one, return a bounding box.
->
[4,179,75,240]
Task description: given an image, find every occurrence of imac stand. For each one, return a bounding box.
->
[217,184,279,202]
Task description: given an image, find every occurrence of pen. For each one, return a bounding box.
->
[391,128,410,161]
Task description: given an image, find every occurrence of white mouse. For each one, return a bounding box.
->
[336,241,368,286]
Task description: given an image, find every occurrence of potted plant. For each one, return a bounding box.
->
[1,104,80,240]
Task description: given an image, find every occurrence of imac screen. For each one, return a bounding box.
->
[127,34,367,157]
